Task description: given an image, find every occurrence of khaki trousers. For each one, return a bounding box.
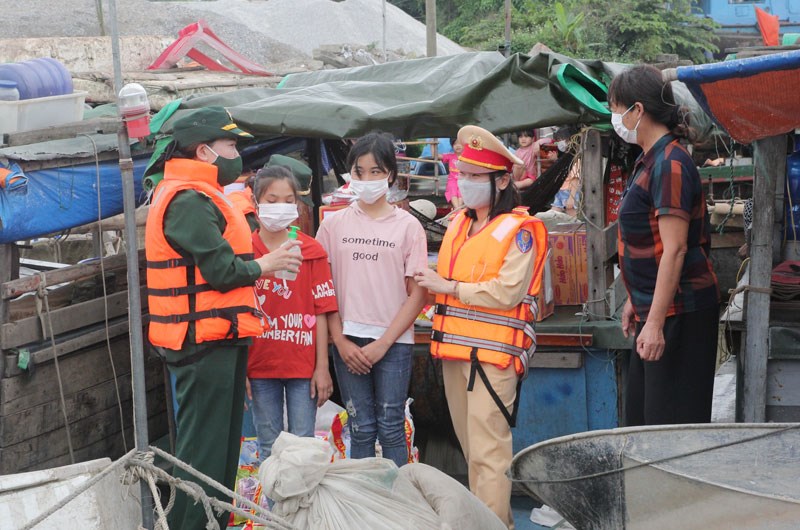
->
[442,359,518,529]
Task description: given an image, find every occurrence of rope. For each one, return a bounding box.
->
[511,423,800,485]
[37,272,75,464]
[82,132,128,453]
[20,448,297,530]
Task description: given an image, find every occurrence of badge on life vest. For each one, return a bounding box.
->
[516,229,533,253]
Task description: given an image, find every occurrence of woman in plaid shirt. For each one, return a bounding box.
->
[609,65,720,426]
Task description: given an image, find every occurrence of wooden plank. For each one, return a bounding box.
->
[2,118,123,147]
[0,244,19,381]
[710,231,745,249]
[1,288,142,350]
[0,336,132,415]
[529,351,583,369]
[742,135,786,423]
[1,251,142,300]
[1,357,162,446]
[17,410,168,474]
[0,387,166,472]
[69,205,150,234]
[602,221,618,262]
[3,319,131,378]
[582,129,612,320]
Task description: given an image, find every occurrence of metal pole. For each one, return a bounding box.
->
[107,0,154,528]
[425,0,437,58]
[504,0,512,57]
[382,0,388,62]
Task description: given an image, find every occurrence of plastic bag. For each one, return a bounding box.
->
[230,438,270,527]
[260,432,443,530]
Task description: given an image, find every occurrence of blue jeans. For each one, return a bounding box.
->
[331,337,413,468]
[249,378,317,461]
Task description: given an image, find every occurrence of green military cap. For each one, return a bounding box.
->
[266,154,313,205]
[172,106,253,149]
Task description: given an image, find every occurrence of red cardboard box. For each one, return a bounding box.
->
[548,231,579,305]
[547,224,589,306]
[534,248,555,321]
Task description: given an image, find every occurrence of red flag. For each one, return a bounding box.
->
[755,7,780,46]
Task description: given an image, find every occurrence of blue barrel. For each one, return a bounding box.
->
[786,147,800,241]
[0,58,73,100]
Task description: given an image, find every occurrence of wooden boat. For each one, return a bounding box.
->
[0,458,140,529]
[510,423,800,530]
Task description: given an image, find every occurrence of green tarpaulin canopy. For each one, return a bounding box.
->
[156,51,713,142]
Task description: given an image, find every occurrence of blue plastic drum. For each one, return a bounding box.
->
[0,58,73,100]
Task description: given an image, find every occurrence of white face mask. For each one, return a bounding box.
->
[556,140,568,152]
[458,178,492,209]
[349,177,389,204]
[611,104,641,144]
[258,202,298,232]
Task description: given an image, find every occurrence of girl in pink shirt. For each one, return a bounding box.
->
[316,131,428,468]
[442,137,464,209]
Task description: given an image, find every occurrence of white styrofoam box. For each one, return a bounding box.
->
[0,91,87,137]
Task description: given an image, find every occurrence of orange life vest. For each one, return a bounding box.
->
[228,187,256,217]
[431,207,548,377]
[145,158,265,351]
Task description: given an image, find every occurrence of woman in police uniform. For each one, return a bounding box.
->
[414,125,548,529]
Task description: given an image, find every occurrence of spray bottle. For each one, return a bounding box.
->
[275,225,301,285]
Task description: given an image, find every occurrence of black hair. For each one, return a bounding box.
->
[465,170,521,221]
[253,165,299,202]
[346,131,398,186]
[517,130,536,138]
[608,64,692,140]
[449,137,458,147]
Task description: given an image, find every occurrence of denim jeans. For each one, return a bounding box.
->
[331,337,413,468]
[249,378,317,461]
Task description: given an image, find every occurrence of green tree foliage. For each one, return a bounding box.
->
[389,0,717,62]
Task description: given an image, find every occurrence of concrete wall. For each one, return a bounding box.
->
[0,36,173,72]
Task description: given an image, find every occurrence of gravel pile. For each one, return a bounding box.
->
[9,0,463,65]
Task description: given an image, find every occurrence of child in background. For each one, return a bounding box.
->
[316,131,428,468]
[247,166,338,461]
[512,129,540,190]
[442,137,464,209]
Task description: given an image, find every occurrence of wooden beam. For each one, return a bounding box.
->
[582,129,612,320]
[529,351,583,369]
[1,288,144,350]
[602,221,618,262]
[2,118,123,147]
[1,251,142,300]
[3,318,131,377]
[0,244,19,380]
[742,135,786,423]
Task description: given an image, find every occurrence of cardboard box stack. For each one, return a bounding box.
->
[548,224,589,306]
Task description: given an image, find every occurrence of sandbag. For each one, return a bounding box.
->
[398,463,507,530]
[260,432,442,530]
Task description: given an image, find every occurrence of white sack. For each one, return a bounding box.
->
[260,432,443,530]
[398,463,507,530]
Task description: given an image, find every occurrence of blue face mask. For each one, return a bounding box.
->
[611,104,641,144]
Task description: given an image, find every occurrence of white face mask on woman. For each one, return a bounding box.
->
[611,104,641,144]
[258,202,298,232]
[458,178,492,209]
[350,177,389,204]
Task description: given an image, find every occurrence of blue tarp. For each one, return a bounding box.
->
[0,158,148,243]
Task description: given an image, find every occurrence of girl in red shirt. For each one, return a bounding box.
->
[247,166,338,461]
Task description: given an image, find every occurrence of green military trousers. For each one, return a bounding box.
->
[166,344,248,530]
